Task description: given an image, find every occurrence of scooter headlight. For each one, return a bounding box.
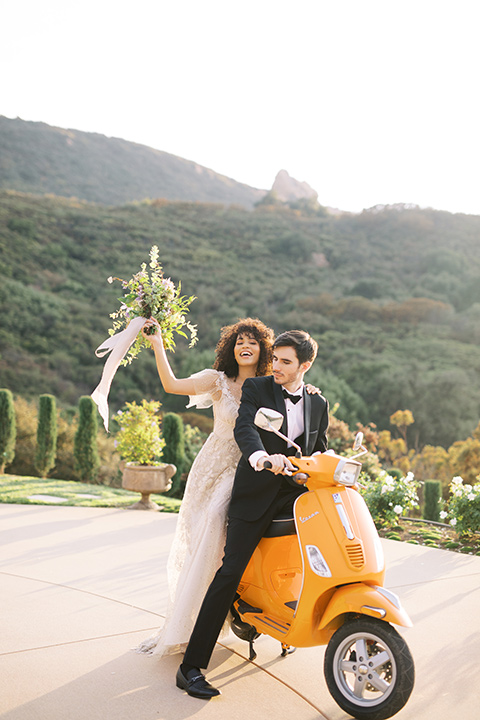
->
[334,460,361,487]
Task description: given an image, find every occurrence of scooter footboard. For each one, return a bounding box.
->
[318,582,413,631]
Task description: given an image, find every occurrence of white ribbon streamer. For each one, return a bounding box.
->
[91,316,145,432]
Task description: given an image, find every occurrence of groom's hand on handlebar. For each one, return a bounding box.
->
[261,454,295,475]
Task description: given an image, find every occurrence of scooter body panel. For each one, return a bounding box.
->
[236,484,389,647]
[318,582,413,630]
[294,486,385,585]
[233,438,415,718]
[239,534,302,629]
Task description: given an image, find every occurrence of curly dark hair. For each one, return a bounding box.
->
[213,317,274,378]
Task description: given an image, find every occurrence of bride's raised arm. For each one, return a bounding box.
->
[142,317,198,397]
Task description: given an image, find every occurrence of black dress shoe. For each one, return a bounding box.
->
[176,666,221,699]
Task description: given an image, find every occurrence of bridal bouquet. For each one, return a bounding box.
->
[91,246,197,431]
[107,244,197,365]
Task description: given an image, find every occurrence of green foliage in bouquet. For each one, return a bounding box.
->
[113,399,165,466]
[108,245,197,364]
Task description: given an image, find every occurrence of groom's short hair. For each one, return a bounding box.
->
[273,330,318,365]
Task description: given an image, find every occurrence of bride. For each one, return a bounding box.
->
[136,316,320,656]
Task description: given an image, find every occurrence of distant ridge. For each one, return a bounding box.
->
[0,115,266,207]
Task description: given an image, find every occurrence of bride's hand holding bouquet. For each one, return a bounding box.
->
[91,245,197,431]
[141,316,163,343]
[109,244,197,363]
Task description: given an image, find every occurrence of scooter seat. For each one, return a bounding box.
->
[263,514,296,538]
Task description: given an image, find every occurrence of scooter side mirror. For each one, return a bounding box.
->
[254,408,284,432]
[254,407,302,457]
[353,432,364,452]
[350,431,368,461]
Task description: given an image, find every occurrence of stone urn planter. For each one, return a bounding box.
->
[122,463,176,510]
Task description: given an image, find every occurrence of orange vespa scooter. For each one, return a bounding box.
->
[231,407,415,720]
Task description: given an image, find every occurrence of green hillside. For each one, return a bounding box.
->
[1,189,480,449]
[0,116,264,207]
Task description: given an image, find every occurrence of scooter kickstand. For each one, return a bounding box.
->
[280,643,296,657]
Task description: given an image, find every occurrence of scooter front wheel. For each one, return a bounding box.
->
[324,616,414,720]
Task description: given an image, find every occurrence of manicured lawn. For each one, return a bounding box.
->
[0,474,181,512]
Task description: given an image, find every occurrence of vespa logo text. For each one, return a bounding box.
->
[299,511,320,524]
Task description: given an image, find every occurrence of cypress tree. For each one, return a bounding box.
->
[74,396,100,483]
[162,412,185,498]
[423,479,442,522]
[0,389,16,473]
[35,394,58,478]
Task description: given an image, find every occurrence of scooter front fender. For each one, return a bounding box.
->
[318,582,413,630]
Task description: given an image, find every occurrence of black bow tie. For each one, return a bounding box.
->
[282,389,301,404]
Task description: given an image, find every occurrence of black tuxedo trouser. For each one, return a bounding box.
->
[183,484,304,669]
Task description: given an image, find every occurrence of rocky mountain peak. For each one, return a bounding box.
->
[271,169,318,202]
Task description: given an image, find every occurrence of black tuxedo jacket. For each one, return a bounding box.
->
[230,375,329,521]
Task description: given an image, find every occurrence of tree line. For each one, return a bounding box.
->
[1,190,480,450]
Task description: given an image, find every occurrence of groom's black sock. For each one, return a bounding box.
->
[181,662,201,677]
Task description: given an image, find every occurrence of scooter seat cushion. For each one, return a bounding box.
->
[263,516,296,537]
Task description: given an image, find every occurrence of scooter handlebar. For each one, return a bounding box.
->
[262,459,294,477]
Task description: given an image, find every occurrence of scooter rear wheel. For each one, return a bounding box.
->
[324,616,414,720]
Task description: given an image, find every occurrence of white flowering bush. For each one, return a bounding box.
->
[359,470,420,527]
[440,476,480,536]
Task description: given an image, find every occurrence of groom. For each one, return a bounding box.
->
[176,330,329,698]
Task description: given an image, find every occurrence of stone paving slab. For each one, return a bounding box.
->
[1,504,480,720]
[0,634,326,720]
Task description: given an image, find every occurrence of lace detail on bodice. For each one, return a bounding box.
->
[186,369,241,442]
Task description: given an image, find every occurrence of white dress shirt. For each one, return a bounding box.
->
[249,383,305,470]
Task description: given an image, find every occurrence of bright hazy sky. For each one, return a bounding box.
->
[2,0,479,215]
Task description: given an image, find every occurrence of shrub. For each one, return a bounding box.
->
[7,217,36,237]
[423,479,442,522]
[184,423,206,471]
[440,476,480,536]
[0,389,16,473]
[113,399,165,465]
[95,430,122,487]
[9,396,119,484]
[161,413,186,498]
[8,396,37,476]
[35,394,57,478]
[359,471,420,527]
[74,396,100,483]
[51,411,77,481]
[327,415,355,454]
[52,409,119,485]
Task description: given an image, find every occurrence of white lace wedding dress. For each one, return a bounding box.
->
[136,368,242,656]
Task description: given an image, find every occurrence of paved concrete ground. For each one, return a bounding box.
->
[1,503,479,720]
